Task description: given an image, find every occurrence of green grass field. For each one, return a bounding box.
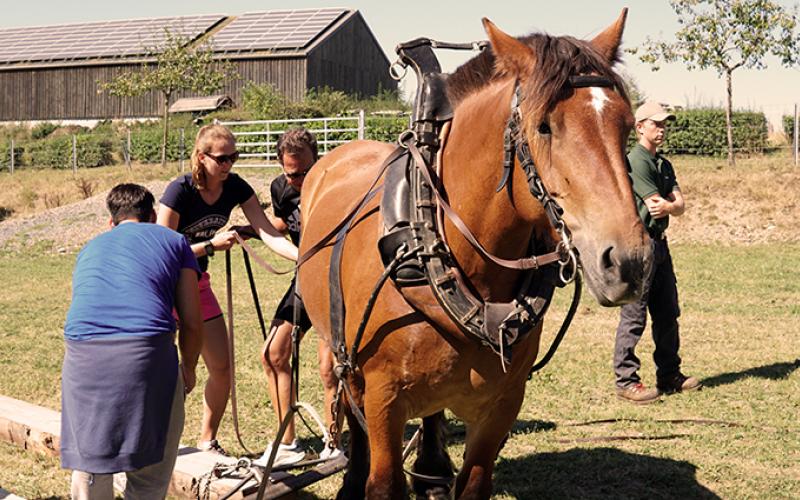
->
[0,242,798,499]
[0,154,798,498]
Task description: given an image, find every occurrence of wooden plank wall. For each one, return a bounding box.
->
[0,12,398,123]
[0,58,307,121]
[306,13,396,97]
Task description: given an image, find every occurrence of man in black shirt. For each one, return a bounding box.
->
[255,129,341,466]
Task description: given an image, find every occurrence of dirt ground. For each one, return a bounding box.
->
[0,157,798,253]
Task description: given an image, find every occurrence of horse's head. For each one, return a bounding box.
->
[482,9,652,306]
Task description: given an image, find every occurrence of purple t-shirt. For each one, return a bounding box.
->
[160,173,254,271]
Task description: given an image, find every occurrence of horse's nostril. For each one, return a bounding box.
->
[601,246,616,270]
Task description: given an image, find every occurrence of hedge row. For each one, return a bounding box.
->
[0,108,771,170]
[0,127,201,169]
[654,109,768,156]
[0,135,115,169]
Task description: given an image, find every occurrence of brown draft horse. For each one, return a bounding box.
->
[298,10,651,499]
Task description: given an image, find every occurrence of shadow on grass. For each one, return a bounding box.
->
[405,418,556,445]
[702,358,800,388]
[494,447,719,499]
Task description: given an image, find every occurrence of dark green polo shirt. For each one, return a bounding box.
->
[627,143,679,237]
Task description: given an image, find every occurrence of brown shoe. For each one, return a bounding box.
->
[616,383,660,404]
[657,373,702,394]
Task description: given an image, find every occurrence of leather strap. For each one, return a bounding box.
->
[405,138,563,270]
[296,146,407,269]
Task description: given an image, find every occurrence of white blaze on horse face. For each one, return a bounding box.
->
[589,87,610,115]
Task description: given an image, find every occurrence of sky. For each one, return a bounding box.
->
[2,0,800,127]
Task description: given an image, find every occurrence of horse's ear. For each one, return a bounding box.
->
[482,18,534,77]
[590,8,628,63]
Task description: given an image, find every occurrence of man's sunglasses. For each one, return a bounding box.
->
[204,151,240,165]
[284,169,309,180]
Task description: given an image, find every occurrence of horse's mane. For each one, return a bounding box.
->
[446,33,628,124]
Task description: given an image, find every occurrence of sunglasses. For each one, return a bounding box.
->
[284,169,309,180]
[204,151,240,165]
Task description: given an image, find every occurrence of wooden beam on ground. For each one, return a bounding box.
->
[0,395,345,499]
[0,395,60,457]
[242,454,348,500]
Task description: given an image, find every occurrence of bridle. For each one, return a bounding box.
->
[498,75,617,283]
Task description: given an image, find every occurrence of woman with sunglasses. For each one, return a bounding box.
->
[157,124,297,455]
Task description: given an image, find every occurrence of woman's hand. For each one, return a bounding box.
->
[210,230,239,251]
[180,362,197,395]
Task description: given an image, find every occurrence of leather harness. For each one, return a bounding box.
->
[314,38,617,436]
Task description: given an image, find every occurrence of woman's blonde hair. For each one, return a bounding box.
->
[191,124,236,190]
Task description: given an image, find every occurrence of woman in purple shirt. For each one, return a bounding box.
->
[158,124,297,454]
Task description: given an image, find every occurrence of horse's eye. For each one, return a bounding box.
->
[538,122,552,135]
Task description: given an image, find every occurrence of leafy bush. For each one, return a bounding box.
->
[298,87,351,117]
[24,135,114,168]
[242,83,409,120]
[0,141,25,170]
[129,126,197,163]
[0,123,32,143]
[783,114,795,141]
[31,122,58,140]
[241,82,289,120]
[365,116,409,143]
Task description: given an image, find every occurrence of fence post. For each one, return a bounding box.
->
[10,139,14,175]
[180,128,185,172]
[72,135,77,175]
[266,122,271,163]
[794,104,798,167]
[358,109,365,140]
[324,118,329,154]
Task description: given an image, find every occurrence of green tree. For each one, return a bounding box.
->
[632,0,800,165]
[99,29,237,167]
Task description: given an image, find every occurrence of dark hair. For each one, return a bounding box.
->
[277,128,318,165]
[447,33,627,129]
[106,183,155,225]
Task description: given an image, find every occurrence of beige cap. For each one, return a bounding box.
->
[634,101,676,123]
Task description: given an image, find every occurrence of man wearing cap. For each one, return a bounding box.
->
[614,101,702,404]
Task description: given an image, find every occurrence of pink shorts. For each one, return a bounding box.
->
[174,272,223,323]
[198,272,224,321]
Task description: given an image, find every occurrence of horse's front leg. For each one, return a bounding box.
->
[338,406,370,500]
[364,382,408,499]
[455,386,525,500]
[412,410,455,499]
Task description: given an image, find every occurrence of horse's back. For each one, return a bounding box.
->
[299,140,397,338]
[301,140,396,232]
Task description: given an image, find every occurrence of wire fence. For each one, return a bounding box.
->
[0,112,413,173]
[3,114,800,173]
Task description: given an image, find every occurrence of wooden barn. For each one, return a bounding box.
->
[0,8,395,121]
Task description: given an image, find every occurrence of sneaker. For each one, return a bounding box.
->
[198,439,229,457]
[616,382,660,404]
[253,440,306,468]
[319,443,343,461]
[657,373,702,394]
